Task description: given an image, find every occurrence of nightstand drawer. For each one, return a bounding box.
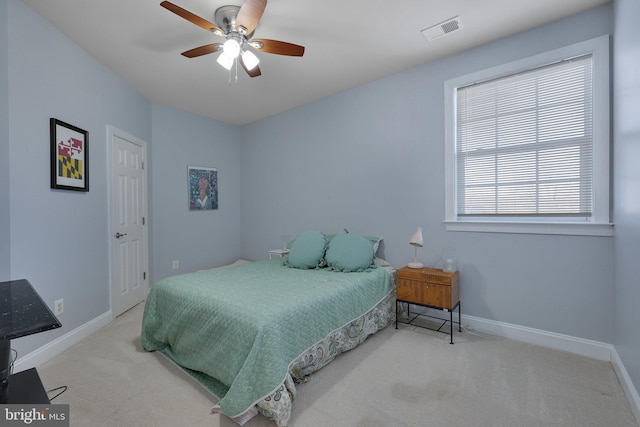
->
[397,268,457,285]
[397,278,450,308]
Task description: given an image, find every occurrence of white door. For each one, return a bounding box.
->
[109,127,148,317]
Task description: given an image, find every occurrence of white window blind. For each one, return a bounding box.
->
[455,54,593,219]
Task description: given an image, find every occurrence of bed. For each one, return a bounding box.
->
[141,231,396,427]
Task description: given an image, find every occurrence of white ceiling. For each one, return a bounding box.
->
[22,0,610,126]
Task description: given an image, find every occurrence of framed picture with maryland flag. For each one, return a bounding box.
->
[50,118,89,192]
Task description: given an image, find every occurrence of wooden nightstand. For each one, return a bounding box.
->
[395,266,461,344]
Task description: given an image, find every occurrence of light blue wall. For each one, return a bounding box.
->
[7,0,151,355]
[151,104,242,281]
[241,5,615,342]
[613,0,640,403]
[0,0,9,281]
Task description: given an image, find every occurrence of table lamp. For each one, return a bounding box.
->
[408,227,424,268]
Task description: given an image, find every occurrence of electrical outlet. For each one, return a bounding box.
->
[54,298,64,315]
[172,260,179,270]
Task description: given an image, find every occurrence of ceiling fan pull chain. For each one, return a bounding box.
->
[234,57,239,84]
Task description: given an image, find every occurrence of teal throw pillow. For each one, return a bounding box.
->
[325,233,382,255]
[286,230,327,269]
[325,233,374,272]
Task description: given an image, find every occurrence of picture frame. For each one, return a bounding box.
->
[188,166,218,211]
[50,118,89,192]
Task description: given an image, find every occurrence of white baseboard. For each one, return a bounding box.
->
[611,347,640,426]
[13,310,113,373]
[461,313,614,361]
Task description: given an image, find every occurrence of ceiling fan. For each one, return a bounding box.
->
[160,0,305,79]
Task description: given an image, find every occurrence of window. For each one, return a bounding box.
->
[444,36,612,236]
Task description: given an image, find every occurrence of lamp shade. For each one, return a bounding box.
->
[408,227,424,268]
[217,52,234,71]
[223,38,241,59]
[409,227,423,247]
[241,50,260,71]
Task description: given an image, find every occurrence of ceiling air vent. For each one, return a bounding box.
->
[421,16,463,42]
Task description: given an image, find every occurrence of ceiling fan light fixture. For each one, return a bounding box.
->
[242,50,260,70]
[161,0,305,79]
[217,52,234,70]
[223,38,241,59]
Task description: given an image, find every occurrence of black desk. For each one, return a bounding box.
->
[5,368,50,404]
[0,279,61,404]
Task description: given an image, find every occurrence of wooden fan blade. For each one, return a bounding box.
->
[160,1,224,34]
[236,0,267,35]
[240,56,262,78]
[181,43,222,58]
[253,39,305,57]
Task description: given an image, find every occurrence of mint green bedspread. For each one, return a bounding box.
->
[141,259,394,419]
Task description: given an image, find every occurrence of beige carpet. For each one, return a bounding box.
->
[37,302,638,427]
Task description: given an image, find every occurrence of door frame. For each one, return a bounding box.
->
[106,125,149,318]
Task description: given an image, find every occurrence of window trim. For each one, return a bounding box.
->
[444,35,612,237]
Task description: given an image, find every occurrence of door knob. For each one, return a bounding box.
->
[115,232,128,239]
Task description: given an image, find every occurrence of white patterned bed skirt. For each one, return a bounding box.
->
[237,288,396,426]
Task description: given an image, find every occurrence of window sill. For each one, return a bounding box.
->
[444,221,614,237]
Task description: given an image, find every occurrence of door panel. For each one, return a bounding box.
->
[110,129,147,317]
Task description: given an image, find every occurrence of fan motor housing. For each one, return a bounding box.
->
[215,6,240,34]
